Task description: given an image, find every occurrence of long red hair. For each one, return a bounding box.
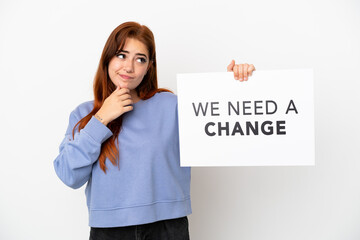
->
[71,22,171,173]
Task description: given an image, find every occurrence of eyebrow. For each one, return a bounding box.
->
[119,50,148,59]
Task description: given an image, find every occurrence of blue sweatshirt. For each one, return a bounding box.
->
[54,92,192,227]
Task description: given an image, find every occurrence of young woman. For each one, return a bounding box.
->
[54,21,255,240]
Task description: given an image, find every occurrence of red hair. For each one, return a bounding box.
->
[71,22,171,173]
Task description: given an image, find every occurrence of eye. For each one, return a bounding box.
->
[116,53,126,59]
[136,57,147,64]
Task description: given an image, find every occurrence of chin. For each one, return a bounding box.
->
[119,82,130,89]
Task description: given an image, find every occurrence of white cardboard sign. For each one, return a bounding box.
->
[177,69,315,166]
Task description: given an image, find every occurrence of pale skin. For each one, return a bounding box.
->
[96,38,256,126]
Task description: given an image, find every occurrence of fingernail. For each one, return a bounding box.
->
[240,78,243,81]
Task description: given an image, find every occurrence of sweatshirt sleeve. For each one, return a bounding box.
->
[53,111,113,189]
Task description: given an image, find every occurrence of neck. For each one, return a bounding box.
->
[130,89,141,103]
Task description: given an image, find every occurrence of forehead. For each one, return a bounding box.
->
[121,38,149,56]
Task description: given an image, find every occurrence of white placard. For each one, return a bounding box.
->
[177,69,315,166]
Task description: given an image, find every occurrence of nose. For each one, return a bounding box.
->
[123,58,134,73]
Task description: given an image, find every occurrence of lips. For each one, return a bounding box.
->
[119,74,134,80]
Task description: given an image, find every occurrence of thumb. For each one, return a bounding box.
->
[227,60,235,72]
[113,85,121,93]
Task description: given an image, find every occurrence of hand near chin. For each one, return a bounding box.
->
[95,85,133,125]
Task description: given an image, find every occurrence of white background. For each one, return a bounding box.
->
[0,0,359,239]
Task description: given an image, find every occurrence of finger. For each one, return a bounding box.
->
[116,88,130,96]
[113,85,121,92]
[233,64,239,80]
[227,60,235,72]
[239,64,244,81]
[243,63,249,81]
[122,99,133,106]
[248,64,256,76]
[118,94,131,103]
[122,105,134,113]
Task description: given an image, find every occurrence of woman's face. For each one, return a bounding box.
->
[108,38,150,90]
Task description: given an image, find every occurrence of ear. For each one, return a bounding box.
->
[146,60,153,72]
